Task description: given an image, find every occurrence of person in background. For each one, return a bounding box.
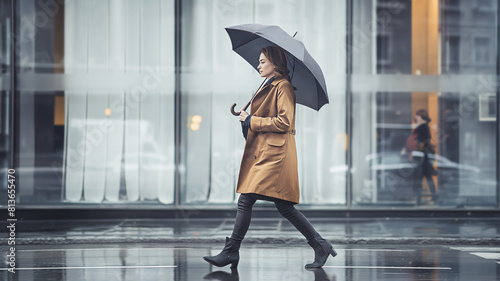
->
[403,109,438,205]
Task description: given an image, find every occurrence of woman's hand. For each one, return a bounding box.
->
[238,110,249,122]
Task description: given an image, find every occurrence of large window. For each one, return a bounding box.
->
[351,0,498,207]
[14,0,175,204]
[180,0,347,205]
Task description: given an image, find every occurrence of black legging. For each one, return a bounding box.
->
[230,193,318,242]
[413,155,437,203]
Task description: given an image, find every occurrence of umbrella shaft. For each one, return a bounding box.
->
[230,78,266,116]
[243,78,267,111]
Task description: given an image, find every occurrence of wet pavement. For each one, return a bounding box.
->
[2,217,500,245]
[1,217,500,280]
[1,243,500,280]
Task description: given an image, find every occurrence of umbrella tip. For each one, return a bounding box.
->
[292,31,298,38]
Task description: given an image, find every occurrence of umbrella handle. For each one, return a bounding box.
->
[231,79,266,116]
[230,103,239,116]
[231,101,251,116]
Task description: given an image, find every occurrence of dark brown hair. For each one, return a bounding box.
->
[416,109,431,122]
[259,46,290,81]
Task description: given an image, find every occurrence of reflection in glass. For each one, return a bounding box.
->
[352,0,498,207]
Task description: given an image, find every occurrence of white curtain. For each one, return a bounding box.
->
[63,0,175,203]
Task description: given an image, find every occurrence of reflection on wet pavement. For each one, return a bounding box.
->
[3,218,500,245]
[1,243,499,280]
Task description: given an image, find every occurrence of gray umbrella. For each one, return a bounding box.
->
[225,23,329,115]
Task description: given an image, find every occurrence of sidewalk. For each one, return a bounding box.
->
[2,217,500,246]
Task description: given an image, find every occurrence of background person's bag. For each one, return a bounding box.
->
[405,133,418,154]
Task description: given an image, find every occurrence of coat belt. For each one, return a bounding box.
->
[258,130,296,135]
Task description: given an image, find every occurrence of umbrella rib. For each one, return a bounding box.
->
[232,34,263,52]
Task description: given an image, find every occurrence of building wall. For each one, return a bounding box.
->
[0,0,498,209]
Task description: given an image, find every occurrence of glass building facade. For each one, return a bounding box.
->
[0,0,498,210]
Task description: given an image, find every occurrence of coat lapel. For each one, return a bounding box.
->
[251,77,283,114]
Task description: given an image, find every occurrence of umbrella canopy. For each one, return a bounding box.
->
[225,23,329,111]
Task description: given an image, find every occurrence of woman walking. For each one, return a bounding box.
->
[405,109,438,205]
[203,46,336,269]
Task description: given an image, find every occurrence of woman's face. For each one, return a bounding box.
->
[258,53,275,79]
[414,114,424,123]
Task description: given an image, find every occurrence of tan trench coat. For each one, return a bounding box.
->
[236,76,300,203]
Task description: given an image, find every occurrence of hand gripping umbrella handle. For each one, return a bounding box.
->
[231,78,267,116]
[230,101,251,116]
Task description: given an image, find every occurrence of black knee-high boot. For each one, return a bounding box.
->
[204,194,256,268]
[203,237,241,268]
[305,235,337,268]
[275,201,337,268]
